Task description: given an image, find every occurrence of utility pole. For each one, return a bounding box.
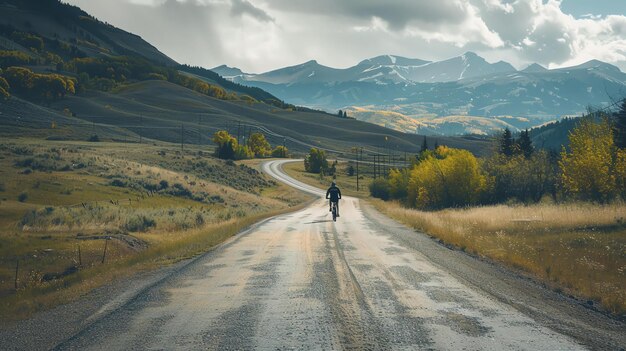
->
[282,138,286,157]
[237,121,241,144]
[355,147,359,191]
[139,114,143,144]
[197,115,202,145]
[374,154,378,179]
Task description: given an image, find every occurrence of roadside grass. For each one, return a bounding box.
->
[282,160,373,198]
[0,139,310,320]
[371,199,626,316]
[282,160,626,315]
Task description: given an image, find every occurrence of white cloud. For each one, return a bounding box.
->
[64,0,626,72]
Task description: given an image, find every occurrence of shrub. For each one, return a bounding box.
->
[168,183,192,198]
[369,178,391,200]
[346,165,355,176]
[271,145,288,158]
[140,181,158,192]
[125,215,156,232]
[408,146,485,209]
[110,179,126,187]
[212,130,237,160]
[304,148,328,173]
[195,213,204,226]
[88,134,100,142]
[17,191,28,202]
[0,50,32,68]
[159,180,169,189]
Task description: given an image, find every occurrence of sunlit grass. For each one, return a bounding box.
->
[371,199,626,315]
[282,160,373,197]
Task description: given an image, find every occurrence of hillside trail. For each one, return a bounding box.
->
[9,160,624,350]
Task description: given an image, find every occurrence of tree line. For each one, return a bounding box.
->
[0,66,75,102]
[370,104,626,209]
[212,130,288,160]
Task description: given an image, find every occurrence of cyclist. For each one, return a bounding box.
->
[326,181,342,217]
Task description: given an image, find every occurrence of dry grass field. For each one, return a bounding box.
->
[0,139,311,319]
[371,200,626,315]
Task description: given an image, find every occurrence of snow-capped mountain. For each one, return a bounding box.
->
[211,53,626,135]
[212,52,516,85]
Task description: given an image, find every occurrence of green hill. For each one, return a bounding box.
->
[0,0,489,156]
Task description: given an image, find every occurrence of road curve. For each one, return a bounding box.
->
[53,160,624,350]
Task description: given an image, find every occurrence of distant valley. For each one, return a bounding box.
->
[213,53,626,136]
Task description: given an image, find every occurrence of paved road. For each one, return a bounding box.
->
[54,160,624,350]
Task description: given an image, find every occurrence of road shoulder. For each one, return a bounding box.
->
[359,200,626,350]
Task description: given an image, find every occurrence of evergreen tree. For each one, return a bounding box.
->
[343,111,348,118]
[518,129,534,158]
[338,109,343,117]
[614,98,626,149]
[500,128,514,156]
[420,137,428,153]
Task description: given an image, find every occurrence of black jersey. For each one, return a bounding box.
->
[326,186,342,201]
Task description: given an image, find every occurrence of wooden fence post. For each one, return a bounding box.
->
[14,259,19,290]
[101,238,109,264]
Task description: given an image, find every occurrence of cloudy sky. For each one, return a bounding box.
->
[65,0,626,73]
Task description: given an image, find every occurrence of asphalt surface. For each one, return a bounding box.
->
[13,160,625,350]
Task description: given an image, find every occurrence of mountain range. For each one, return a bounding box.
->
[213,53,626,135]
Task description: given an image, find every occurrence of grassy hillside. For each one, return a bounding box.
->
[346,106,534,136]
[0,138,311,319]
[0,79,489,155]
[0,0,176,66]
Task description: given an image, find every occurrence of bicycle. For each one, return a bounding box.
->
[331,201,338,222]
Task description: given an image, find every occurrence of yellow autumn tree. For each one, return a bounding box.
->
[559,116,617,202]
[247,132,271,157]
[407,146,485,209]
[614,149,626,199]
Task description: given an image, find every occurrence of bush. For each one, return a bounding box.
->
[407,146,485,209]
[125,215,156,232]
[88,134,100,142]
[369,178,391,200]
[346,165,355,176]
[271,145,288,158]
[304,148,328,173]
[212,130,237,160]
[17,191,28,202]
[159,180,169,189]
[168,183,192,198]
[2,66,76,102]
[110,179,126,187]
[0,50,32,68]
